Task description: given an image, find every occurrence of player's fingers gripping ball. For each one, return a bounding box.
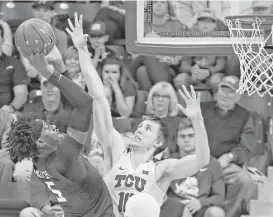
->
[15,18,56,57]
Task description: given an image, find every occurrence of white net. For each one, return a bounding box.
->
[226,17,273,97]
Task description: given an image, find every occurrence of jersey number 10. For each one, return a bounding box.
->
[118,192,134,213]
[45,181,67,203]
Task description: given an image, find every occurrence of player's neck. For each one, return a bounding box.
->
[130,148,154,170]
[33,156,47,169]
[152,16,167,25]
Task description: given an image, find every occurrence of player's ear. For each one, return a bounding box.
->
[154,140,163,148]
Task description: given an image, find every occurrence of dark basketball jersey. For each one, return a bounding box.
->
[33,151,114,217]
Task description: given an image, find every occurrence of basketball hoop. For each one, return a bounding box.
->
[225,15,273,97]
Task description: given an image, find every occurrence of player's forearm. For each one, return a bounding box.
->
[47,69,92,107]
[191,117,210,167]
[77,47,114,144]
[77,47,105,98]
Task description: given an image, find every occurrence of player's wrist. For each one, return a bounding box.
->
[52,59,66,74]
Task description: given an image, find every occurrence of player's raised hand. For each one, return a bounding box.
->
[177,85,202,120]
[18,40,48,71]
[66,12,88,51]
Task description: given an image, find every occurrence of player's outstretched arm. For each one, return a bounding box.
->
[158,86,210,181]
[20,44,93,145]
[66,13,125,165]
[18,43,93,167]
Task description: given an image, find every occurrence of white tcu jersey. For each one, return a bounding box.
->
[104,150,165,217]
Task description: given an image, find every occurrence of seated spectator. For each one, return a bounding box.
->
[129,53,183,91]
[163,117,225,217]
[0,110,32,182]
[23,76,68,125]
[100,57,138,117]
[146,82,178,118]
[200,75,257,217]
[173,9,227,91]
[63,46,86,90]
[125,193,160,217]
[0,22,28,113]
[93,0,125,44]
[88,21,116,69]
[132,82,180,155]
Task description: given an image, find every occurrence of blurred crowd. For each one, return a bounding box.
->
[1,1,273,217]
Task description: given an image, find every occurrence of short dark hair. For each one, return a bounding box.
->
[143,115,169,159]
[178,117,193,131]
[6,112,41,162]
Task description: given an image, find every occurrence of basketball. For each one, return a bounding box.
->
[14,18,56,57]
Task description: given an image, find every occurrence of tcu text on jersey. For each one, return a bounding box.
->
[114,174,147,213]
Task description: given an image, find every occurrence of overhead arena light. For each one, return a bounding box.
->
[60,2,69,10]
[6,1,15,9]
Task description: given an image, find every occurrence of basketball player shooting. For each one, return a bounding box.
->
[66,12,210,217]
[6,20,114,217]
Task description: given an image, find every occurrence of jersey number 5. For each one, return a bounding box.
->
[45,181,67,202]
[118,192,134,213]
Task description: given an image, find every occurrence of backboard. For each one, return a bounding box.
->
[125,0,273,56]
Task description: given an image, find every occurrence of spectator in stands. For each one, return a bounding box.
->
[146,82,178,118]
[93,0,125,44]
[63,46,86,90]
[21,0,68,90]
[23,76,68,125]
[163,117,225,217]
[0,23,28,113]
[173,9,227,91]
[100,57,138,117]
[200,75,256,217]
[88,21,116,69]
[129,52,183,91]
[0,110,32,182]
